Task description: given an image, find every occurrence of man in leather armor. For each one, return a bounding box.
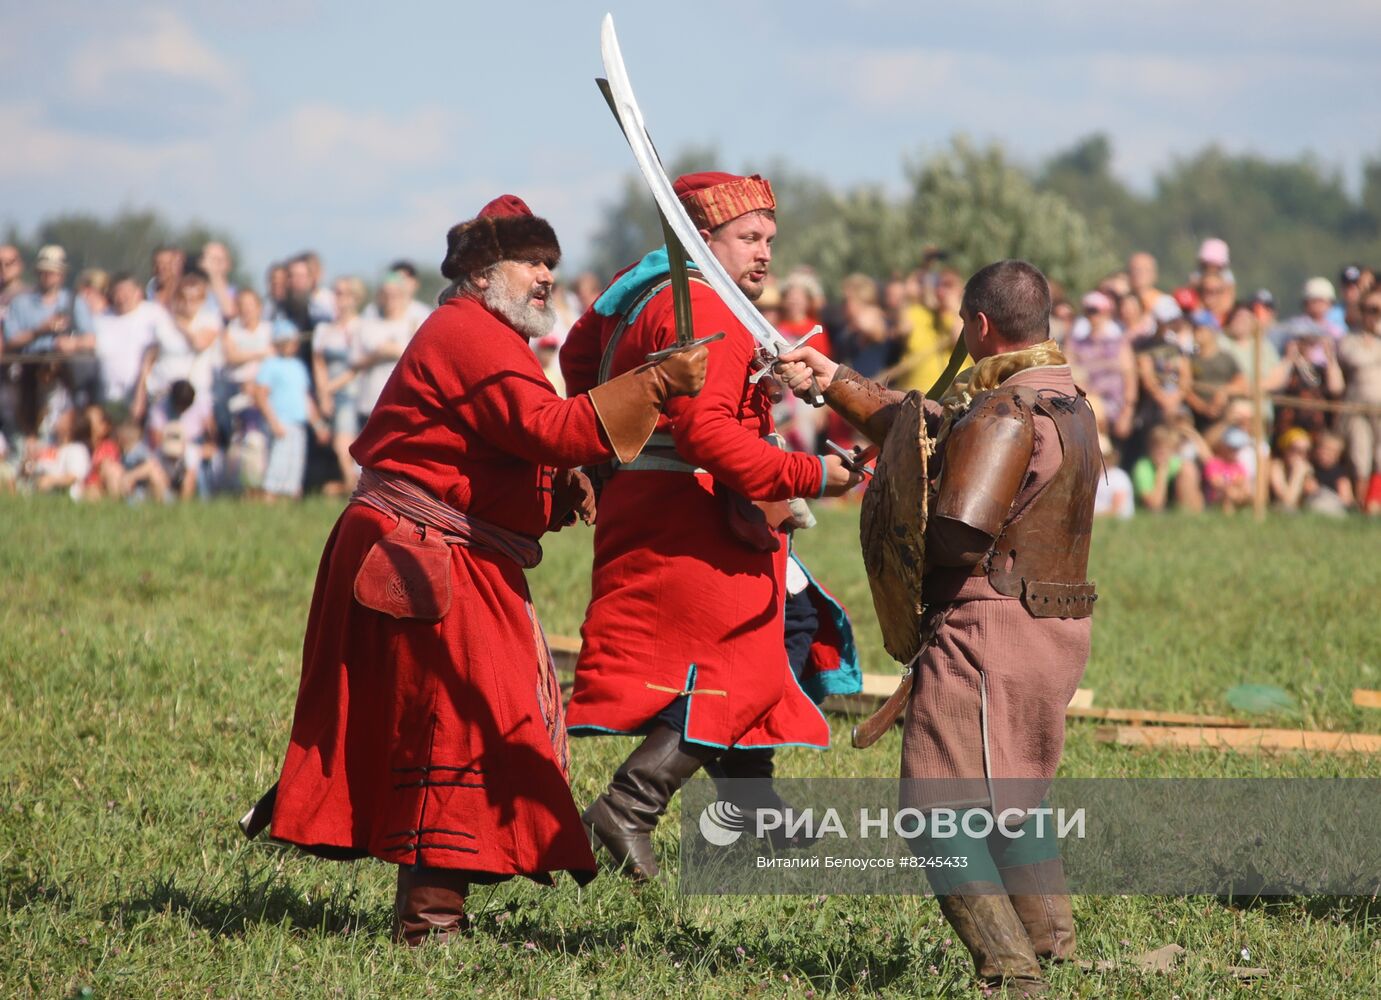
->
[779,260,1099,997]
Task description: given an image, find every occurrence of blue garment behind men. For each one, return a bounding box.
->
[3,288,73,353]
[593,247,699,323]
[256,354,310,425]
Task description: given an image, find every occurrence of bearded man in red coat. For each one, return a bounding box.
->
[263,195,708,945]
[559,171,861,880]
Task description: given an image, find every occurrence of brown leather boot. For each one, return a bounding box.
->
[1001,859,1077,961]
[582,724,719,881]
[938,885,1048,996]
[392,865,470,947]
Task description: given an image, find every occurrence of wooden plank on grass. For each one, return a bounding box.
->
[859,674,1094,707]
[1353,689,1381,709]
[1068,706,1245,727]
[549,634,580,678]
[859,673,899,698]
[1097,724,1381,754]
[1067,687,1095,709]
[548,634,582,656]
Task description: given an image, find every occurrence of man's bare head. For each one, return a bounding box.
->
[1127,252,1157,292]
[959,259,1052,360]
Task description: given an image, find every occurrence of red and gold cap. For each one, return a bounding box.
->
[673,171,775,231]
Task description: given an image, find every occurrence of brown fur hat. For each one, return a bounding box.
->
[440,195,561,281]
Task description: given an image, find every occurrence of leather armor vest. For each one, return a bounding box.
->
[982,386,1099,618]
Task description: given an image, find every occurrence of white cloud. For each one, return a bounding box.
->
[66,8,239,104]
[0,100,205,178]
[252,103,455,181]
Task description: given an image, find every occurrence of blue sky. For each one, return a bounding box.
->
[4,1,1379,281]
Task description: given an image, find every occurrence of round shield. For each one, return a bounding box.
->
[858,391,929,663]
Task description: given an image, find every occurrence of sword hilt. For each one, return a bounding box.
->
[643,331,725,363]
[770,326,826,407]
[825,439,877,477]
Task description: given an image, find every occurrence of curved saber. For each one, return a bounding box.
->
[599,13,823,405]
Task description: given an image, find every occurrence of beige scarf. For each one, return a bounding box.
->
[936,338,1067,437]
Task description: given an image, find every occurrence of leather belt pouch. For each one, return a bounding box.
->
[716,481,789,552]
[353,517,452,621]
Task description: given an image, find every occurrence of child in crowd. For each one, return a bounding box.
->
[117,417,168,502]
[251,327,328,501]
[1094,432,1135,519]
[83,404,123,500]
[1271,428,1355,516]
[1203,435,1253,512]
[24,408,91,500]
[1133,424,1204,512]
[146,379,214,502]
[1205,398,1264,480]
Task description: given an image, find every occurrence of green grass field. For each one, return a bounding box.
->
[1,498,1377,997]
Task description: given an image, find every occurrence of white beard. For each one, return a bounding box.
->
[482,267,555,338]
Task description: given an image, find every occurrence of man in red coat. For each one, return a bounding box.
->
[560,171,860,880]
[265,195,708,945]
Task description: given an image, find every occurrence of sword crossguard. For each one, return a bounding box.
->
[760,325,826,407]
[643,331,725,364]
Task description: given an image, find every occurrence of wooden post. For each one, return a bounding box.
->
[1251,325,1267,521]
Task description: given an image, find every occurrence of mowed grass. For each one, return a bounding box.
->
[1,497,1378,998]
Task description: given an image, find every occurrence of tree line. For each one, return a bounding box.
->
[590,134,1381,302]
[8,135,1381,305]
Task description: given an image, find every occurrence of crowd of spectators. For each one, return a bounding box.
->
[0,242,433,502]
[2,235,1379,519]
[747,241,1381,519]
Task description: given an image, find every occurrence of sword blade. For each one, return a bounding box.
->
[597,76,695,348]
[599,15,788,361]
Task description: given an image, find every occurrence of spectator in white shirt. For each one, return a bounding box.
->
[137,270,223,421]
[364,260,430,329]
[67,274,176,417]
[218,288,273,424]
[198,241,239,323]
[312,276,365,491]
[351,274,417,424]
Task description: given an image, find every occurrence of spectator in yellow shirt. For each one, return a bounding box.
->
[890,267,967,392]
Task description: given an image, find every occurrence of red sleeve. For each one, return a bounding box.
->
[656,289,825,501]
[450,314,614,468]
[559,307,603,399]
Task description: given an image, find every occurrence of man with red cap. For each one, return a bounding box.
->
[560,171,861,880]
[261,195,709,944]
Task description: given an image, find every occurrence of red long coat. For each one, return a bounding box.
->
[560,278,832,750]
[270,296,611,881]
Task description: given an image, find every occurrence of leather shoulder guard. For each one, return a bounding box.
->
[933,387,1035,537]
